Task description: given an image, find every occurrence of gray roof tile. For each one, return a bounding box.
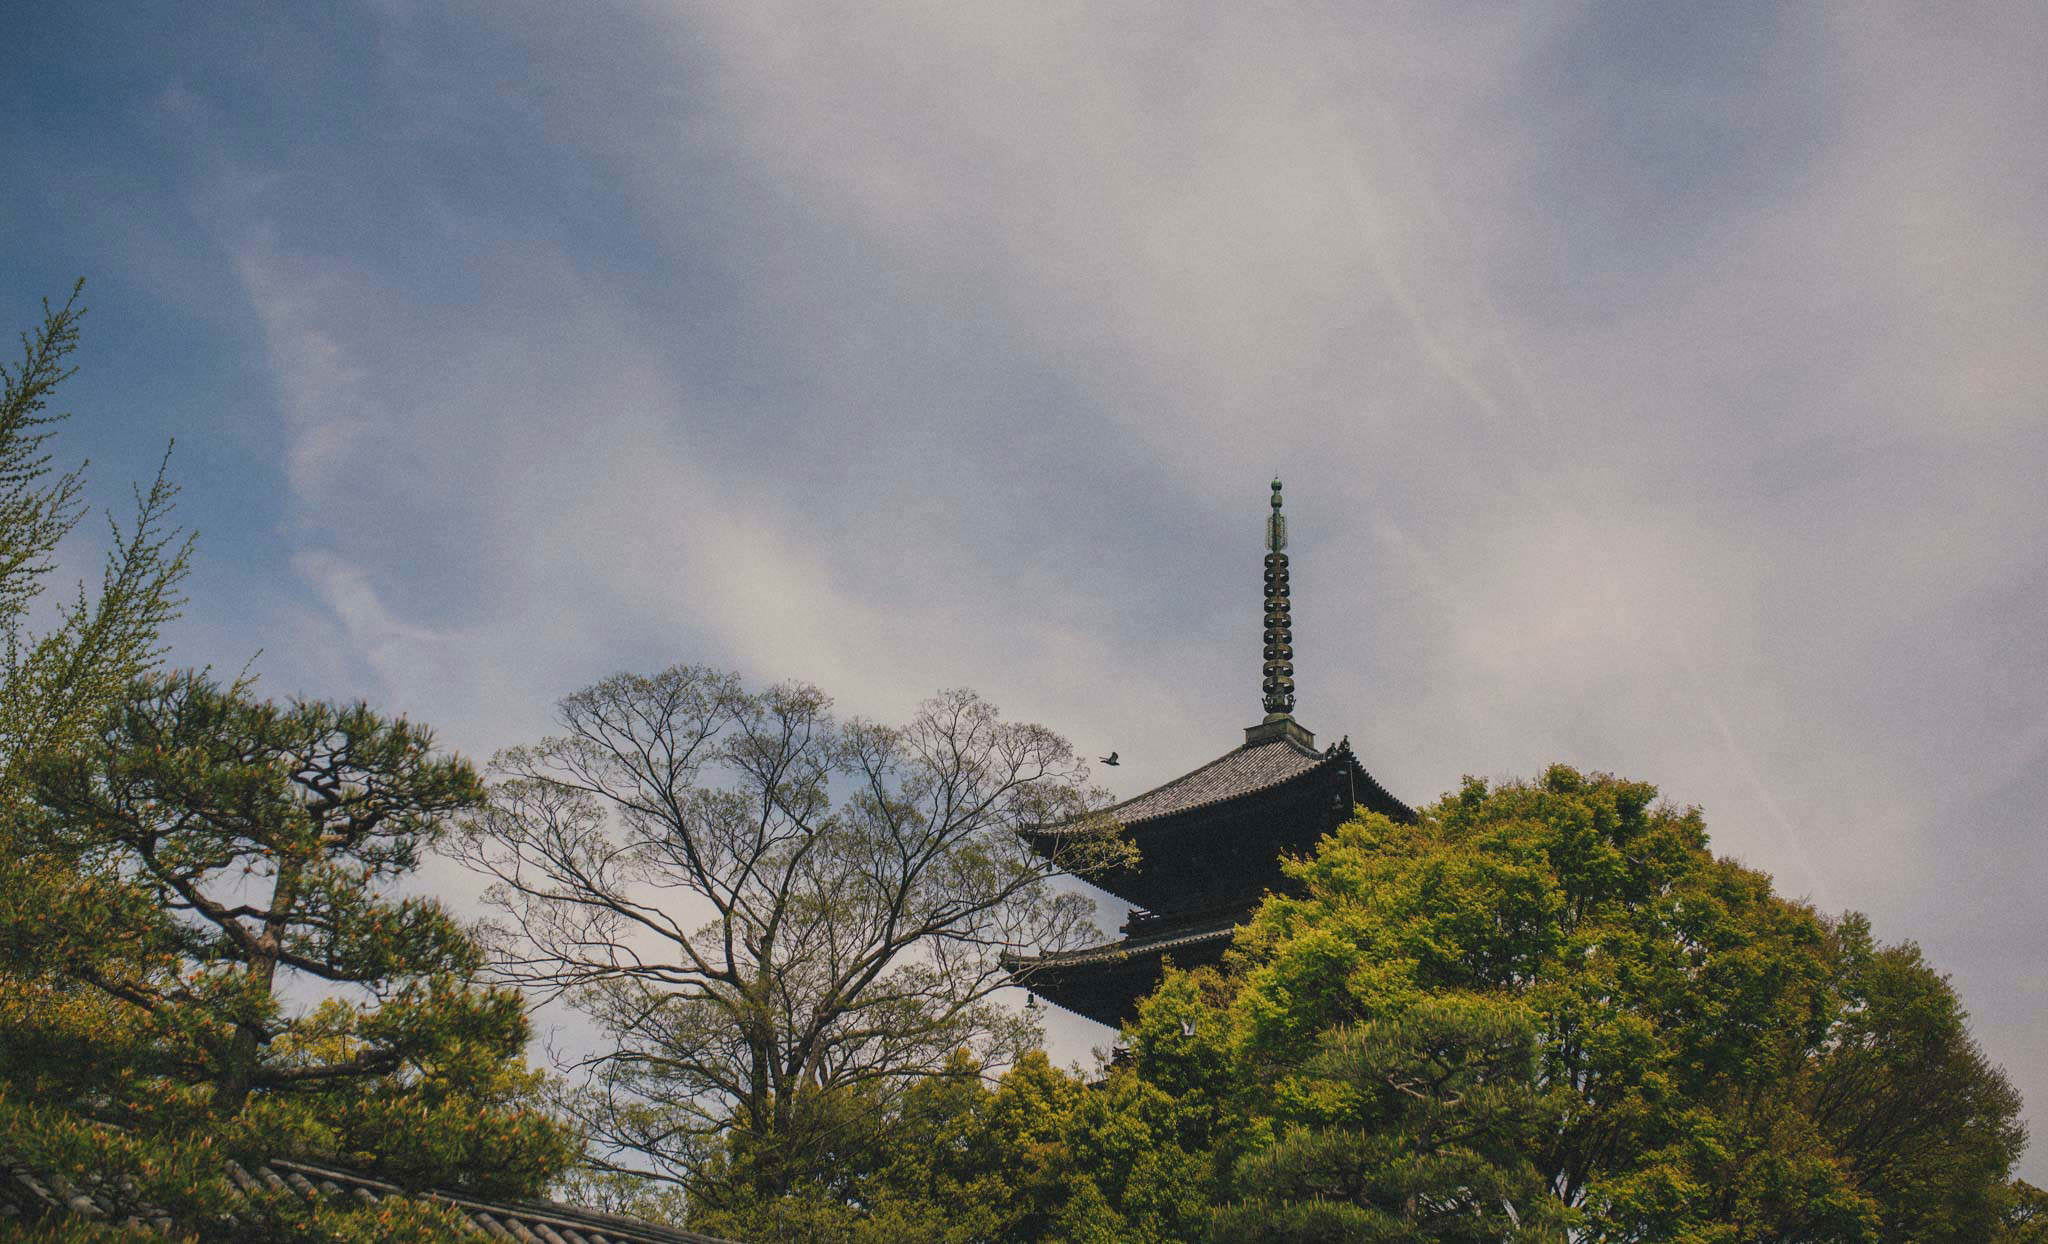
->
[1,1153,734,1244]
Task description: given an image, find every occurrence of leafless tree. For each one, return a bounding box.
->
[451,665,1125,1195]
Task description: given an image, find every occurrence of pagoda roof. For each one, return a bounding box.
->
[1109,734,1334,826]
[1026,731,1412,850]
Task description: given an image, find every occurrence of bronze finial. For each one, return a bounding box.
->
[1262,479,1294,717]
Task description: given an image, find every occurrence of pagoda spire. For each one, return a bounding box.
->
[1262,478,1294,717]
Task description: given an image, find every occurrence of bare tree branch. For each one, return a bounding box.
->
[452,668,1125,1194]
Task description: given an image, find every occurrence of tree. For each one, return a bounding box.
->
[1805,914,2027,1243]
[16,672,575,1195]
[453,666,1126,1200]
[1218,766,2023,1242]
[0,294,568,1239]
[0,285,190,1005]
[1998,1180,2048,1244]
[683,1042,1225,1244]
[679,968,1251,1242]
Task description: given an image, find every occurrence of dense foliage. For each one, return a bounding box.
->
[684,1038,1233,1244]
[1,677,580,1238]
[1216,766,2028,1241]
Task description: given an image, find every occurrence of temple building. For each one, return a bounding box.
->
[1007,480,1414,1027]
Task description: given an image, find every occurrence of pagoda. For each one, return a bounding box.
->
[1007,480,1414,1027]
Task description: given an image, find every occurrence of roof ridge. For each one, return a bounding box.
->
[1102,740,1264,812]
[1111,739,1338,826]
[1022,730,1411,848]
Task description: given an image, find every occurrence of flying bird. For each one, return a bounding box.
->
[1098,751,1119,766]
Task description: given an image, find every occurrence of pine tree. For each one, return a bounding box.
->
[18,673,576,1192]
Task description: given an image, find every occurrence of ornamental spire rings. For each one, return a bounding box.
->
[1262,478,1295,717]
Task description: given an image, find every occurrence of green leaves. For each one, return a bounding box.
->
[0,286,191,801]
[1219,997,1570,1244]
[1804,915,2027,1242]
[4,672,577,1206]
[0,291,578,1235]
[1215,765,2022,1243]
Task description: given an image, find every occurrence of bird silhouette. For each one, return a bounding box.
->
[1098,751,1119,766]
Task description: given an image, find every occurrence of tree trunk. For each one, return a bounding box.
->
[212,851,301,1113]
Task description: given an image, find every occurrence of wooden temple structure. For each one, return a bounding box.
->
[1007,480,1414,1027]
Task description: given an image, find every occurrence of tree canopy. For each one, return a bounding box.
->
[454,667,1128,1203]
[2,674,579,1239]
[1211,765,2026,1241]
[21,673,574,1185]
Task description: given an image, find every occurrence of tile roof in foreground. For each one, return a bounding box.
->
[1,1152,736,1244]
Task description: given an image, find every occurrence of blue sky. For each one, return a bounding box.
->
[7,2,2047,1177]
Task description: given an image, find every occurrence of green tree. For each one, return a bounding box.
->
[0,286,191,1103]
[0,679,577,1240]
[17,672,575,1194]
[683,1043,1225,1244]
[689,969,1249,1243]
[1997,1180,2048,1244]
[0,291,574,1239]
[1223,767,1928,1241]
[683,1056,1013,1244]
[1805,914,2027,1242]
[0,284,190,795]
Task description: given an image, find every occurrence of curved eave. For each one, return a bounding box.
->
[1022,739,1412,860]
[1004,920,1240,1026]
[1331,741,1417,824]
[1021,742,1336,854]
[1005,919,1238,975]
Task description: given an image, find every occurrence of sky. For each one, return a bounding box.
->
[5,1,2046,1179]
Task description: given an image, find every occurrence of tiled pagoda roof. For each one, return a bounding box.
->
[1,1152,735,1244]
[1107,735,1331,824]
[1026,732,1412,847]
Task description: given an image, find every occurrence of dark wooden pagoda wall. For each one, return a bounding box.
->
[1026,937,1233,1029]
[1099,769,1355,918]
